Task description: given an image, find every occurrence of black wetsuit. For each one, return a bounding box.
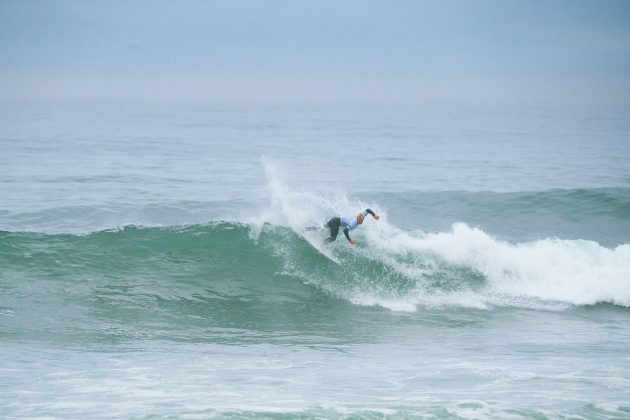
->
[324,217,343,243]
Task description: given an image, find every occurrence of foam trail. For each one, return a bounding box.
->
[362,222,630,308]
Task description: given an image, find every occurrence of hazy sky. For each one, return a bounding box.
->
[1,0,629,106]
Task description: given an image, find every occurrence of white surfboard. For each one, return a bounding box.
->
[297,230,341,265]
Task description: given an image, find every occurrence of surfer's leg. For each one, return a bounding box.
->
[331,218,340,239]
[324,217,340,243]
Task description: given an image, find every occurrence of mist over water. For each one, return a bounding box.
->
[2,1,630,107]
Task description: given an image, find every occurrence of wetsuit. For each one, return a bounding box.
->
[324,209,376,243]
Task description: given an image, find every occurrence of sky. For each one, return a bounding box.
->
[1,0,629,106]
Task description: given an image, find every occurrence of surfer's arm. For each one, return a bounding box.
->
[343,228,356,244]
[364,208,380,220]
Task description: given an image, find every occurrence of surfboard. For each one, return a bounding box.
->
[297,230,341,265]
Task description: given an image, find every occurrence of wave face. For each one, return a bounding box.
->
[2,219,629,324]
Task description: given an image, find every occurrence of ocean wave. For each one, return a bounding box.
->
[1,161,628,314]
[2,218,629,312]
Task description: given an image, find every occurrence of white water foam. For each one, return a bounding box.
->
[362,221,630,308]
[262,158,630,310]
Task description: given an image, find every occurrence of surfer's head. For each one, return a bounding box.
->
[357,213,365,224]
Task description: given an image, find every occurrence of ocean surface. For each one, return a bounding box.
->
[1,103,630,418]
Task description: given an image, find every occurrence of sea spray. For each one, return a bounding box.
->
[257,162,630,310]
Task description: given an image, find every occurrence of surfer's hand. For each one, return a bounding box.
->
[349,240,356,245]
[374,214,380,220]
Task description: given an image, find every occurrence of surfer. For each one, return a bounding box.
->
[324,209,380,245]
